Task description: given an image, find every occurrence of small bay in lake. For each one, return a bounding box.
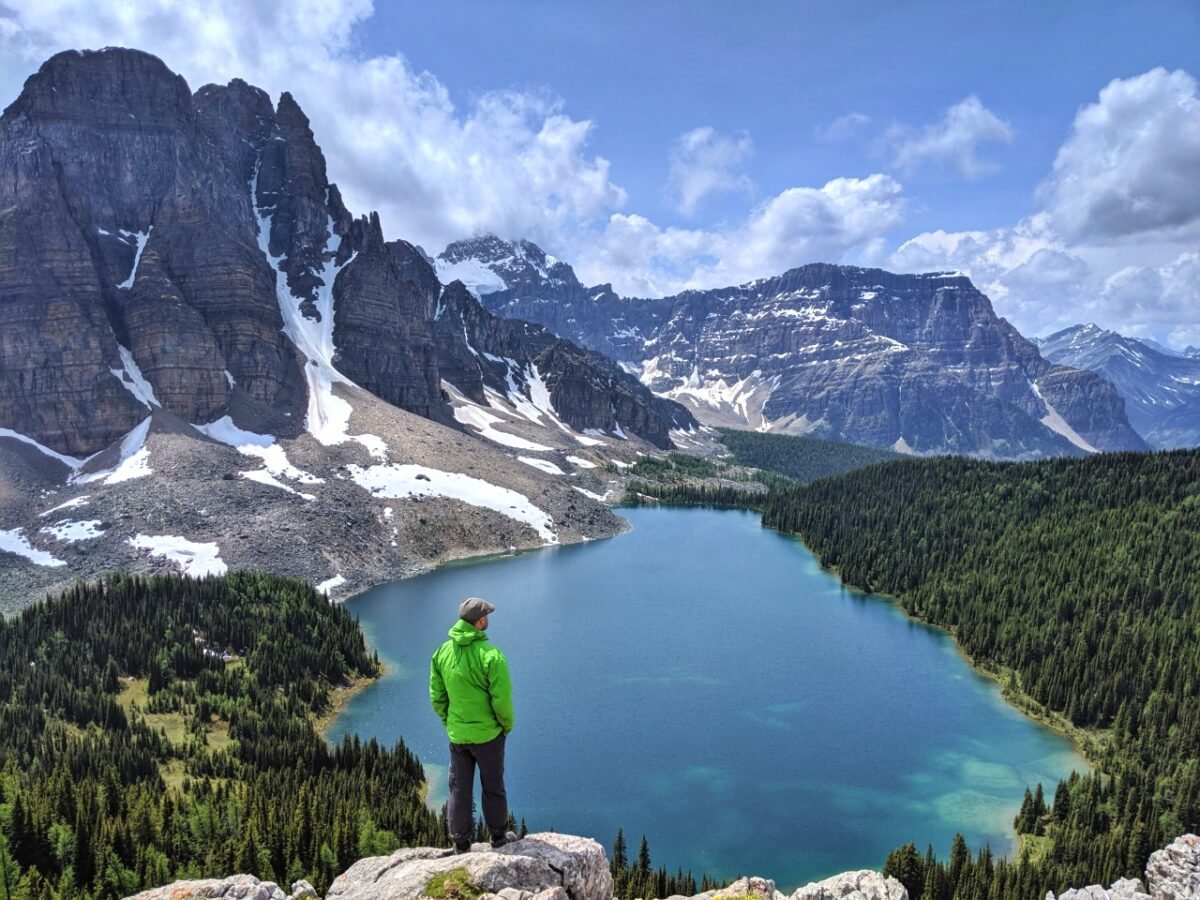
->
[329,506,1085,890]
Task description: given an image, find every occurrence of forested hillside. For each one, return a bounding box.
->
[717,430,899,484]
[0,573,443,899]
[763,451,1200,899]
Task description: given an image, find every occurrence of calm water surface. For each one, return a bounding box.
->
[330,506,1085,890]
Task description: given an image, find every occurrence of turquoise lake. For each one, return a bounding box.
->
[329,506,1086,890]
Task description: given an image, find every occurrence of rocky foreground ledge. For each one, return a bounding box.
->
[124,832,1200,900]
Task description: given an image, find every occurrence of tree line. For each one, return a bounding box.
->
[762,449,1200,899]
[0,572,444,899]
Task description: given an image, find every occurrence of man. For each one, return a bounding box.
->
[430,596,515,853]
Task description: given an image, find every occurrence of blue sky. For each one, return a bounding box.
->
[370,0,1198,236]
[1,1,1198,344]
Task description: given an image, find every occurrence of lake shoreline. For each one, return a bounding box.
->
[321,508,1089,888]
[770,529,1107,773]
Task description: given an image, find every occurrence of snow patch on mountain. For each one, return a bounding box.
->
[452,403,554,451]
[128,534,228,577]
[111,344,160,408]
[1032,381,1098,453]
[0,527,66,567]
[655,364,780,431]
[518,456,564,475]
[116,227,152,290]
[346,463,558,543]
[39,519,105,542]
[0,428,85,469]
[194,416,323,493]
[251,157,385,461]
[434,257,508,298]
[316,574,346,596]
[39,496,90,517]
[73,418,152,485]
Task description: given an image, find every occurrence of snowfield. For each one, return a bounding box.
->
[128,534,228,577]
[0,528,66,567]
[518,456,564,475]
[452,402,553,451]
[39,519,105,542]
[194,416,322,497]
[73,418,152,485]
[347,463,558,543]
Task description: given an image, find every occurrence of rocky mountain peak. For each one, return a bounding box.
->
[436,234,581,298]
[1038,322,1200,448]
[470,250,1147,457]
[5,47,192,126]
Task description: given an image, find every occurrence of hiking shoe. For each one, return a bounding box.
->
[490,831,518,850]
[452,839,471,855]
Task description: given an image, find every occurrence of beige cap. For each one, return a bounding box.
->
[458,596,496,623]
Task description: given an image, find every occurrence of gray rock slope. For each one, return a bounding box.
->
[0,48,689,608]
[442,236,1147,459]
[123,832,1200,900]
[1037,324,1200,449]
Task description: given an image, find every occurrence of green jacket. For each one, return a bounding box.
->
[430,620,514,744]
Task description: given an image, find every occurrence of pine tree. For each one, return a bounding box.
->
[610,830,628,876]
[0,831,17,900]
[883,842,924,900]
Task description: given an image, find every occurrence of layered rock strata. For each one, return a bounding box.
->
[443,237,1146,458]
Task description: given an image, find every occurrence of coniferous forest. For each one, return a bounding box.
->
[763,449,1200,899]
[0,572,443,899]
[3,449,1198,900]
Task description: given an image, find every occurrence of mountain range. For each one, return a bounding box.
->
[0,48,692,603]
[0,47,1171,602]
[440,236,1147,457]
[1036,324,1200,449]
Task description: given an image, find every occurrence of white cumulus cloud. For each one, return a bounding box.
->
[578,174,906,297]
[666,126,754,215]
[890,95,1013,178]
[1039,67,1200,242]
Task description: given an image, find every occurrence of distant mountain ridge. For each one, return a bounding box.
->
[1036,323,1200,449]
[441,236,1147,458]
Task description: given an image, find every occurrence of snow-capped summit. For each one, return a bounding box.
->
[460,250,1146,457]
[1037,324,1200,448]
[436,234,578,299]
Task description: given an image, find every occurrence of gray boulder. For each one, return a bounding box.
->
[664,875,783,900]
[1147,834,1200,899]
[789,871,908,900]
[1049,879,1152,900]
[325,833,611,900]
[123,874,287,900]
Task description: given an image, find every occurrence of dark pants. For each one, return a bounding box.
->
[447,733,508,842]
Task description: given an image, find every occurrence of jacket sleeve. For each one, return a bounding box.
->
[487,651,514,734]
[429,653,449,727]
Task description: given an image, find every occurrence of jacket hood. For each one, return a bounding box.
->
[449,619,489,646]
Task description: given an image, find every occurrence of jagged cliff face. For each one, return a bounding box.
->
[1037,324,1200,449]
[0,48,701,604]
[447,238,1147,458]
[434,282,694,448]
[0,50,300,456]
[0,49,688,459]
